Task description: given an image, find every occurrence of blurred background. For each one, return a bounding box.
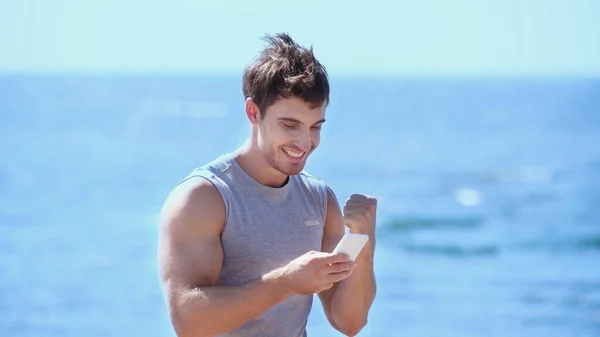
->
[1,0,599,336]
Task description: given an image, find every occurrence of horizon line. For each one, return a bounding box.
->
[1,69,599,81]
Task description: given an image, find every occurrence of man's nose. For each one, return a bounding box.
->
[296,132,311,152]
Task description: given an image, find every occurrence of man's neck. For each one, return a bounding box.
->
[234,142,289,188]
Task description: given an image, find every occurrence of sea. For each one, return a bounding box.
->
[1,75,599,337]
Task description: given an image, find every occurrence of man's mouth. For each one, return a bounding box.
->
[282,147,305,159]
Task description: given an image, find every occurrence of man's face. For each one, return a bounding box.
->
[257,96,326,176]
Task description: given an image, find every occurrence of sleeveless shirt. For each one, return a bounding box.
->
[178,152,329,337]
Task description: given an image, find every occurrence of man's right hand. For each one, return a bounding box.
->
[279,251,356,295]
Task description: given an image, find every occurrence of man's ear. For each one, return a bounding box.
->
[245,98,261,125]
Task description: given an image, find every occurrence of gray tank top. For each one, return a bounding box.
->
[179,152,328,337]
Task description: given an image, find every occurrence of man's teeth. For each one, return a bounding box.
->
[283,148,304,158]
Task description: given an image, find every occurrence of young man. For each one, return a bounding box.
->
[158,33,377,337]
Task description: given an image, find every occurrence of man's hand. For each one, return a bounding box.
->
[343,194,377,237]
[280,251,356,295]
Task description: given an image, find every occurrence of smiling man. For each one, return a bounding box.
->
[158,33,377,337]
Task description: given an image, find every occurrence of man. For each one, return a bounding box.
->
[158,32,377,337]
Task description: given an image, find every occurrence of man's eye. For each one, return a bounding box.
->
[311,125,322,131]
[282,123,295,129]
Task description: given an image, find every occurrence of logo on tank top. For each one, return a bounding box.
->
[304,220,320,227]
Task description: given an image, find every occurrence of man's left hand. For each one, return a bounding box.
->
[342,194,377,237]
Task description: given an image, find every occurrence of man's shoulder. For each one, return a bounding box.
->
[297,170,327,186]
[186,153,234,177]
[173,153,236,192]
[297,170,334,195]
[160,176,226,236]
[164,152,235,217]
[163,176,224,218]
[295,170,334,210]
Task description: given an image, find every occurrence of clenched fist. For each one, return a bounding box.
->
[343,194,377,237]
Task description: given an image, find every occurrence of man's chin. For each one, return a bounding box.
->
[277,162,305,176]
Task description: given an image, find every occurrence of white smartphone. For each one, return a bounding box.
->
[332,233,369,261]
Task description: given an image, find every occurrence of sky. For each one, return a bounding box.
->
[1,0,599,76]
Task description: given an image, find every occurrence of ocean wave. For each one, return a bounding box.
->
[382,235,600,258]
[512,234,600,252]
[379,216,600,257]
[401,244,499,257]
[387,237,600,258]
[383,215,485,232]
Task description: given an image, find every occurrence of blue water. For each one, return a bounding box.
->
[1,75,599,336]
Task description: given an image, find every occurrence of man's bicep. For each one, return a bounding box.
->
[160,229,224,290]
[158,178,226,294]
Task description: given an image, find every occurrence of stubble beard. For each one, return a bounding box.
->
[262,142,305,177]
[258,124,305,177]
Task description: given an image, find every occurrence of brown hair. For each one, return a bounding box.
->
[242,33,330,118]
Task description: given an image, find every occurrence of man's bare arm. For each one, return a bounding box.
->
[318,187,377,337]
[157,177,294,337]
